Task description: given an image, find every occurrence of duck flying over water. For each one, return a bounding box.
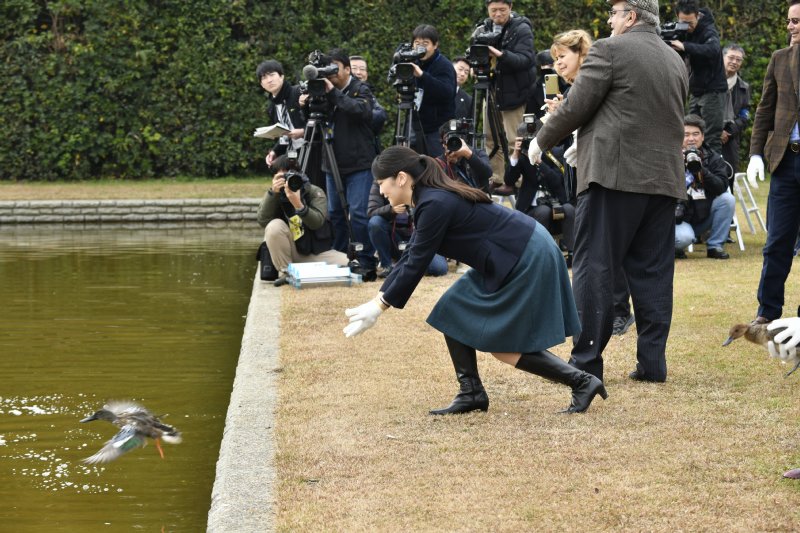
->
[723,322,800,376]
[80,401,182,464]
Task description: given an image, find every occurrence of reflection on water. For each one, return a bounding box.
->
[0,223,260,532]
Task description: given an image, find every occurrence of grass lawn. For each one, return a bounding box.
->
[0,176,270,200]
[274,179,800,531]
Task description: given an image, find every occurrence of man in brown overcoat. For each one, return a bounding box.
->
[529,0,688,383]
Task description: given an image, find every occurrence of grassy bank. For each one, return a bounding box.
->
[275,180,800,530]
[0,177,269,201]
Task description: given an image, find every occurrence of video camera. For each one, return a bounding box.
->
[444,118,474,152]
[660,21,689,42]
[683,146,702,174]
[466,19,502,81]
[302,50,338,104]
[388,43,425,98]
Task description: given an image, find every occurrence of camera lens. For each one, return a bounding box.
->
[446,136,462,152]
[286,172,304,192]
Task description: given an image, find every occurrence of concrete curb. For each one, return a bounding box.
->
[208,271,280,532]
[0,198,260,224]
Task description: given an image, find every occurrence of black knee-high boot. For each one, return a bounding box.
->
[515,350,608,413]
[429,335,489,415]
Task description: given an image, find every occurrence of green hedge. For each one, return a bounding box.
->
[0,0,792,180]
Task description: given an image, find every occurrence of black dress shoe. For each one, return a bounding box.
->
[675,249,687,259]
[273,276,290,287]
[706,248,730,259]
[628,369,666,383]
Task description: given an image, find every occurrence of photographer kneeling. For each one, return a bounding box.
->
[505,123,575,260]
[435,120,492,192]
[257,156,349,286]
[675,114,735,260]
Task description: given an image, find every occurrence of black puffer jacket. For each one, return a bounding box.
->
[682,7,727,96]
[482,13,537,110]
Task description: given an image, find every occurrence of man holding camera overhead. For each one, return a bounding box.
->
[257,156,348,287]
[408,24,457,158]
[674,114,735,260]
[479,0,536,185]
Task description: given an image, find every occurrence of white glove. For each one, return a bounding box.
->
[564,136,578,167]
[769,340,792,361]
[343,300,384,338]
[746,155,764,187]
[527,138,542,163]
[769,317,800,350]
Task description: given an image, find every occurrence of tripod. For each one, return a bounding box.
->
[471,73,509,170]
[298,112,376,280]
[392,84,427,154]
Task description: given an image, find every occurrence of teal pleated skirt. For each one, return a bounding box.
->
[427,223,580,353]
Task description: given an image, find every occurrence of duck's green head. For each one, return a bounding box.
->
[80,408,116,423]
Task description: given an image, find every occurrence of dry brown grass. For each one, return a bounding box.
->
[0,177,268,200]
[276,183,800,531]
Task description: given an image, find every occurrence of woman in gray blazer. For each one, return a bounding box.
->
[342,145,607,415]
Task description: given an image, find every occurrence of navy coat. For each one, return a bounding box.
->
[380,185,535,309]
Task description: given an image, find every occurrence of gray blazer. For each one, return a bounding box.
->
[536,25,689,200]
[750,45,800,173]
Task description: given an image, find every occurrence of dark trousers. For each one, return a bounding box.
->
[613,269,631,318]
[570,185,676,381]
[757,149,800,319]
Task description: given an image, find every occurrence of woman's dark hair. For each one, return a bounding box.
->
[371,146,491,204]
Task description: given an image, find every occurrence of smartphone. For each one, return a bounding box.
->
[544,73,560,100]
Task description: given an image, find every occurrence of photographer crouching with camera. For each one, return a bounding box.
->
[435,118,492,191]
[505,120,575,262]
[675,114,735,260]
[257,155,349,286]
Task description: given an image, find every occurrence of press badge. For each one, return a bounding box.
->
[288,215,304,241]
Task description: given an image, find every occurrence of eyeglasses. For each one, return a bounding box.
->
[608,9,631,17]
[788,18,800,25]
[725,56,744,64]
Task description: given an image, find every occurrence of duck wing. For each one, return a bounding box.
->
[104,400,149,419]
[82,425,145,464]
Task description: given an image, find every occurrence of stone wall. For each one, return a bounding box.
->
[0,198,261,224]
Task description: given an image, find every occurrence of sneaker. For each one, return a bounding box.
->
[612,313,635,336]
[377,265,393,278]
[707,248,730,260]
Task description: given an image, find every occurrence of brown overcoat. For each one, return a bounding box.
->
[536,25,688,200]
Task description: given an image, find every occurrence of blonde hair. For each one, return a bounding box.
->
[549,29,593,83]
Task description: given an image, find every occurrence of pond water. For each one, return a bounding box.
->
[0,223,259,532]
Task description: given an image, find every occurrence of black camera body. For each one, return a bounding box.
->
[393,42,426,64]
[466,20,502,81]
[444,118,474,152]
[388,43,426,99]
[520,113,537,152]
[302,50,338,116]
[660,21,689,42]
[683,146,702,174]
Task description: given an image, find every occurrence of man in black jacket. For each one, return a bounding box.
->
[409,24,456,157]
[668,0,727,154]
[675,114,735,259]
[313,49,378,275]
[436,122,492,191]
[479,1,536,185]
[453,57,473,121]
[257,60,307,168]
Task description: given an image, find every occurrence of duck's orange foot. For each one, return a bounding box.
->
[155,438,165,459]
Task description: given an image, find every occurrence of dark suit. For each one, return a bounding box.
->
[535,25,688,382]
[380,186,535,309]
[749,44,800,320]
